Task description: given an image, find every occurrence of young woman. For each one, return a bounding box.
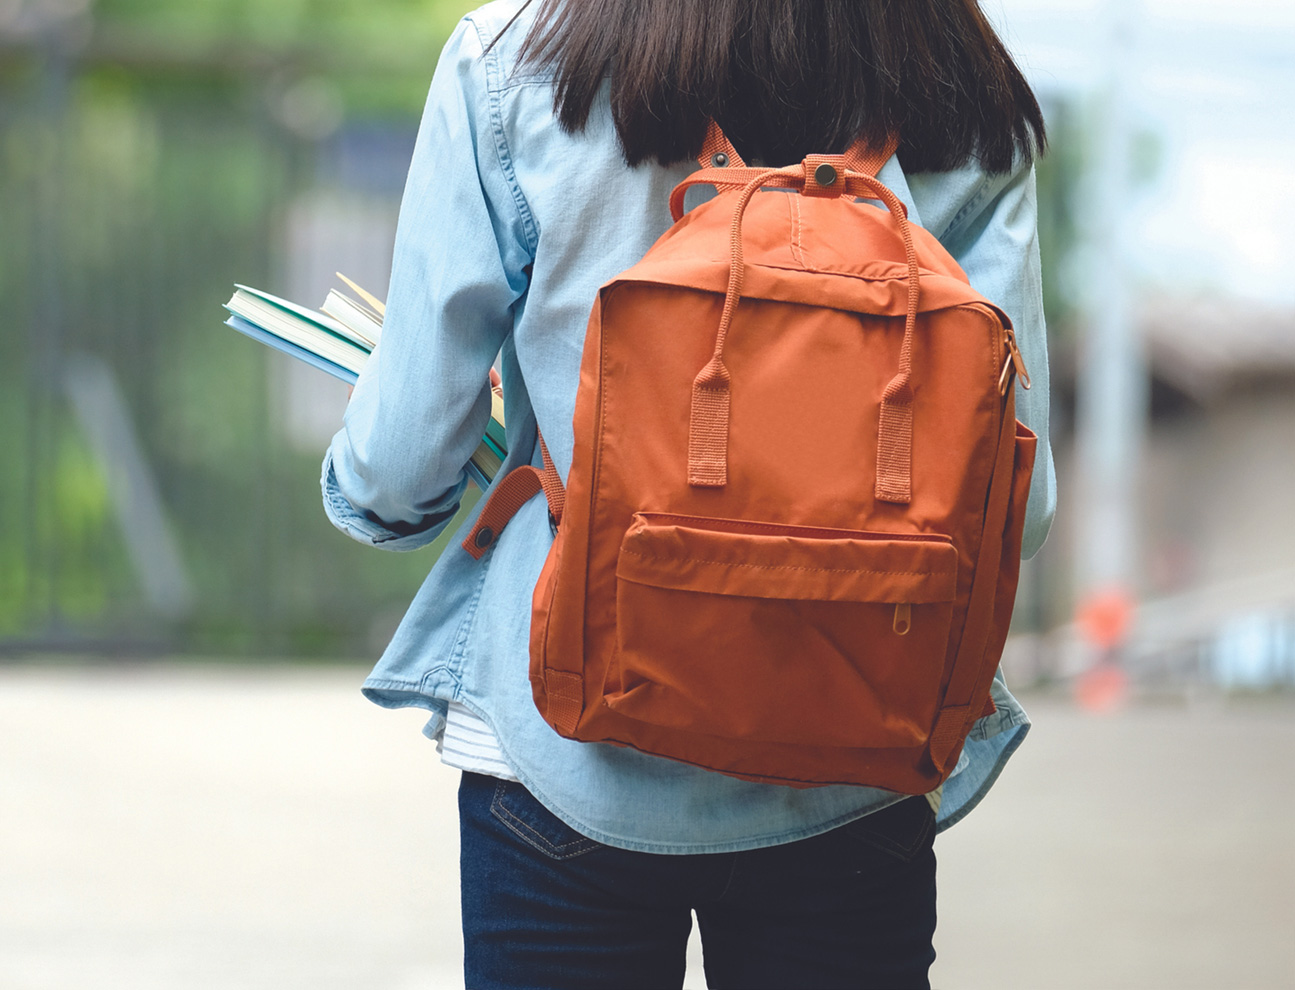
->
[323,1,1055,987]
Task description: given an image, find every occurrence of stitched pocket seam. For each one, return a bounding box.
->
[489,782,601,861]
[842,801,935,863]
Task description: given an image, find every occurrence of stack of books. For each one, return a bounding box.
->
[224,275,506,490]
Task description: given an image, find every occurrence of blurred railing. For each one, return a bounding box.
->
[0,41,458,659]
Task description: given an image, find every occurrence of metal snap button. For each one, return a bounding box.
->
[711,152,729,168]
[474,527,494,549]
[814,162,838,186]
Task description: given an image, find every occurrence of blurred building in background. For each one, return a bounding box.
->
[997,0,1295,691]
[2,0,1293,692]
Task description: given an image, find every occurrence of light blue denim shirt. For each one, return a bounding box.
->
[323,0,1057,854]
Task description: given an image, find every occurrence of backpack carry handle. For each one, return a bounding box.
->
[684,162,921,505]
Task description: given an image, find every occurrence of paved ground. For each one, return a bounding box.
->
[1,662,1292,989]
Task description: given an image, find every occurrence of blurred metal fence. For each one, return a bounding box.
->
[1,45,453,658]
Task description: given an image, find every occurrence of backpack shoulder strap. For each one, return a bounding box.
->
[697,120,898,177]
[463,432,564,560]
[674,122,899,220]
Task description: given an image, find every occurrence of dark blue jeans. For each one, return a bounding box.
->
[459,772,937,990]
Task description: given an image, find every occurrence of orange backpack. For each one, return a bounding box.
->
[466,123,1035,794]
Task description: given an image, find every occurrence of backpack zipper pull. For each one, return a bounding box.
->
[893,603,912,636]
[999,327,1031,394]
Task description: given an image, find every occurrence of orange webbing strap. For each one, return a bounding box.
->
[669,166,784,221]
[680,123,898,220]
[685,166,921,495]
[927,391,1020,774]
[687,166,802,486]
[543,670,585,737]
[841,173,921,505]
[462,433,565,560]
[534,435,566,523]
[698,120,747,169]
[698,119,899,177]
[926,704,971,775]
[843,133,900,179]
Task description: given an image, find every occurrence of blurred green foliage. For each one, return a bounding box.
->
[1,0,483,658]
[94,0,475,57]
[88,0,483,115]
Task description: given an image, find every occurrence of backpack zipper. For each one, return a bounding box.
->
[999,326,1031,394]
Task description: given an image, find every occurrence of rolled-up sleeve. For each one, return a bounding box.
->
[322,17,532,551]
[910,159,1058,559]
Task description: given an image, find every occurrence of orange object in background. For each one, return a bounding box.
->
[1076,587,1135,650]
[1074,587,1135,712]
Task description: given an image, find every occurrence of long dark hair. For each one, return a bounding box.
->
[508,0,1045,173]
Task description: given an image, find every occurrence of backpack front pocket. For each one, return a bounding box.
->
[605,513,959,749]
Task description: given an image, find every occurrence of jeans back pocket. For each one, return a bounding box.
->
[489,780,603,861]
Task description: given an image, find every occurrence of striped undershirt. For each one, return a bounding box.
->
[438,701,519,781]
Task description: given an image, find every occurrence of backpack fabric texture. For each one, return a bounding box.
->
[465,124,1036,794]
